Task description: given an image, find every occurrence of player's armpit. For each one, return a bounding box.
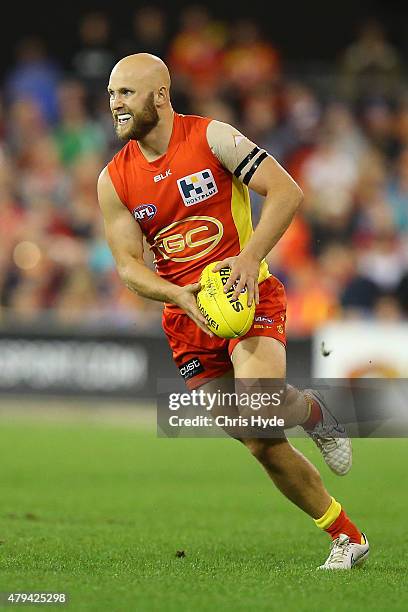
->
[206,120,268,184]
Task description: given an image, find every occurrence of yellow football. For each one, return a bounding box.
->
[196,262,255,339]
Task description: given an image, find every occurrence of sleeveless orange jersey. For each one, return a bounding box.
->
[108,112,271,311]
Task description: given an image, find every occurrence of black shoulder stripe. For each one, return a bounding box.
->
[242,151,268,185]
[233,146,260,178]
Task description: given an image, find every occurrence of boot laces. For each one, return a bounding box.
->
[326,536,351,565]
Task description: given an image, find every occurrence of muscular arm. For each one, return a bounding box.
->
[241,154,303,261]
[97,167,178,301]
[97,167,212,334]
[207,120,303,261]
[207,121,303,301]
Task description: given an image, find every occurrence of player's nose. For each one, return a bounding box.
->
[110,94,124,110]
[111,101,124,111]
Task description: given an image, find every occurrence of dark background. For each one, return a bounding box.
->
[3,0,408,78]
[1,0,407,343]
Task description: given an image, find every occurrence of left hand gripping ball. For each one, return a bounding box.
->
[196,262,255,339]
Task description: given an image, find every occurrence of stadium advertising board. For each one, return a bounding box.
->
[0,329,177,398]
[0,330,311,399]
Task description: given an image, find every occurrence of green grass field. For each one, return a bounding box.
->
[0,405,407,611]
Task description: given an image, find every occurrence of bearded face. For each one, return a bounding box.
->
[114,91,159,141]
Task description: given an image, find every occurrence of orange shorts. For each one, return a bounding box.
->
[162,276,287,389]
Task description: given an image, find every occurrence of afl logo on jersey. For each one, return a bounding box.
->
[132,204,157,221]
[177,169,218,206]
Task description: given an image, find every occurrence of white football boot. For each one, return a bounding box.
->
[318,533,369,570]
[304,389,352,476]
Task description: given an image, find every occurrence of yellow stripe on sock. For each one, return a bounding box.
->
[314,497,342,530]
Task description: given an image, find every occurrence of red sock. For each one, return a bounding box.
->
[325,509,362,544]
[302,397,322,431]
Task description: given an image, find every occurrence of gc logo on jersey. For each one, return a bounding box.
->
[177,169,218,207]
[153,216,223,262]
[132,204,157,221]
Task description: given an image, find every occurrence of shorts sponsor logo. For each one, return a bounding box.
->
[255,315,274,325]
[153,216,223,262]
[177,169,218,206]
[253,315,284,334]
[132,204,157,221]
[179,358,204,380]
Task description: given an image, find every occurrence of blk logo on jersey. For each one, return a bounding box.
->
[132,204,157,221]
[154,169,171,182]
[177,169,218,206]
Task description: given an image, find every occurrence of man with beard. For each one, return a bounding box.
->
[97,53,369,570]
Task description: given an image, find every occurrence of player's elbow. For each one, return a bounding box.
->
[119,269,142,297]
[117,259,144,292]
[117,264,131,287]
[266,180,303,212]
[118,264,130,284]
[291,183,304,211]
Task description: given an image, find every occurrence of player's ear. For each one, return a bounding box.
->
[156,86,168,107]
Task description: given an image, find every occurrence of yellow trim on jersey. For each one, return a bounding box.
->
[230,175,270,283]
[314,497,342,530]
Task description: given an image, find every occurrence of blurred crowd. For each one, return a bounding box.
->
[0,6,407,336]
